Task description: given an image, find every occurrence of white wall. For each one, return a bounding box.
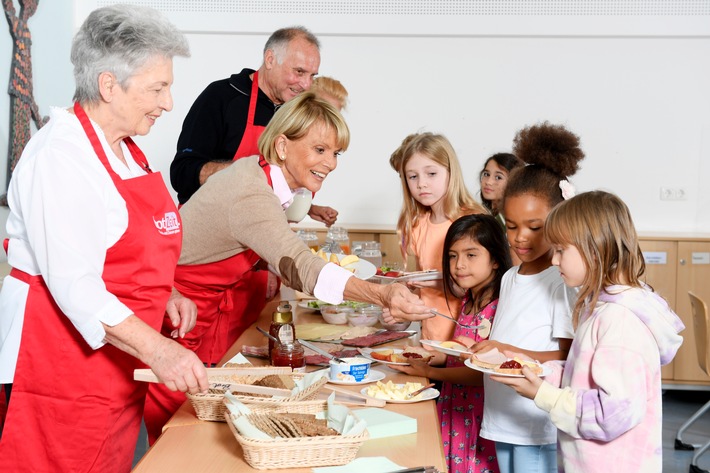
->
[1,1,709,237]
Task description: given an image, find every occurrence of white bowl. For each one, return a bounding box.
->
[329,357,372,383]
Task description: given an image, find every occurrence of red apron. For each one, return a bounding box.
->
[143,156,273,445]
[229,70,271,345]
[0,103,181,473]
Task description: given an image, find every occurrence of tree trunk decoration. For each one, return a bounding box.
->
[2,0,47,205]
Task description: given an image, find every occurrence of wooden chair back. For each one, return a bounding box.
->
[689,291,710,377]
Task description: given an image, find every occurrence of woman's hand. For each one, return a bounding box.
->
[490,366,544,400]
[380,283,432,321]
[165,288,197,339]
[149,337,209,394]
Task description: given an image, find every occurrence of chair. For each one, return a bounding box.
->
[675,291,710,473]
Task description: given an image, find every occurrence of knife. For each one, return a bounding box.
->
[298,339,348,364]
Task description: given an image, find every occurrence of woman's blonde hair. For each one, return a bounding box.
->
[389,132,486,258]
[544,190,647,327]
[258,92,350,164]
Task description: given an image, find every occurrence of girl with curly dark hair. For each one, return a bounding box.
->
[471,122,585,473]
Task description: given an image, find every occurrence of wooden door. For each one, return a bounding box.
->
[640,239,677,381]
[674,241,710,384]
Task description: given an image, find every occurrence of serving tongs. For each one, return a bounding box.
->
[133,366,291,384]
[389,467,441,473]
[430,310,484,330]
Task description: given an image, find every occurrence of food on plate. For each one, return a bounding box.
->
[401,346,433,362]
[341,331,414,348]
[365,380,425,401]
[470,349,544,375]
[495,357,544,375]
[310,250,359,273]
[369,349,393,361]
[439,340,468,351]
[469,347,508,369]
[339,254,360,266]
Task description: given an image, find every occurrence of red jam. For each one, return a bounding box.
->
[271,342,306,372]
[402,352,423,359]
[499,360,522,369]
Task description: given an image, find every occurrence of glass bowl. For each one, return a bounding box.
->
[377,312,412,331]
[319,305,353,325]
[347,305,381,327]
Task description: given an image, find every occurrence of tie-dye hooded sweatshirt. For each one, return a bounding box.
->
[534,285,684,473]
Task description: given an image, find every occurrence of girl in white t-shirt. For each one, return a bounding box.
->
[470,122,584,473]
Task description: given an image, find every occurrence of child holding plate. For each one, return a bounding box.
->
[491,191,684,473]
[393,213,511,473]
[389,132,486,343]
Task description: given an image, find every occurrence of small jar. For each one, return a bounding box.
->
[360,241,382,268]
[326,227,350,254]
[296,230,319,252]
[271,341,306,372]
[269,302,294,356]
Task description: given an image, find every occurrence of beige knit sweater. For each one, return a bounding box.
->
[177,156,326,293]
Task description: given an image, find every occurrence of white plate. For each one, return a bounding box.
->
[371,270,442,284]
[358,347,409,366]
[327,369,386,385]
[325,253,377,280]
[359,385,440,404]
[464,358,551,378]
[420,339,472,357]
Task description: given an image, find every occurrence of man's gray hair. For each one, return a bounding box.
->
[264,26,319,64]
[71,5,189,104]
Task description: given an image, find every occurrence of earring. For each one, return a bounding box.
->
[280,154,286,161]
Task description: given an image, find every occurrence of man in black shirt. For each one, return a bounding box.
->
[170,26,337,225]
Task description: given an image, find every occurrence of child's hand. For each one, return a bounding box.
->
[490,366,544,400]
[470,339,514,355]
[390,358,430,377]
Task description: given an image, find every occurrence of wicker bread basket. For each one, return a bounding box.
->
[224,407,368,469]
[187,373,327,422]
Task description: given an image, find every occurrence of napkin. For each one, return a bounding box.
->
[222,352,252,366]
[225,393,366,438]
[312,457,405,473]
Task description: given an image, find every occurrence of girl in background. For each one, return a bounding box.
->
[394,214,511,473]
[389,132,487,342]
[479,152,523,222]
[493,191,684,473]
[472,122,584,473]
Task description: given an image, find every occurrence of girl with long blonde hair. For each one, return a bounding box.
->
[389,132,486,342]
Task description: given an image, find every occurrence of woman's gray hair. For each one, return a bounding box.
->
[71,5,189,104]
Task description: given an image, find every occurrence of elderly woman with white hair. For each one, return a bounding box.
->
[0,5,208,471]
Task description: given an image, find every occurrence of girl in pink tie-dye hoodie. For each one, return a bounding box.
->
[492,191,684,473]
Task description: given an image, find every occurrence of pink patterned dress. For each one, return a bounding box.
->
[437,298,499,473]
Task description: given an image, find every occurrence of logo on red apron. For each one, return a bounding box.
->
[153,211,181,235]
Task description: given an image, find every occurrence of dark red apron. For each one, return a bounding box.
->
[0,103,181,472]
[143,156,273,445]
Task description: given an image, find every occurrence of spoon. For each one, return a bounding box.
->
[430,310,484,330]
[407,382,436,399]
[256,326,279,343]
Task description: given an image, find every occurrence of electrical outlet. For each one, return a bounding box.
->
[660,187,687,201]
